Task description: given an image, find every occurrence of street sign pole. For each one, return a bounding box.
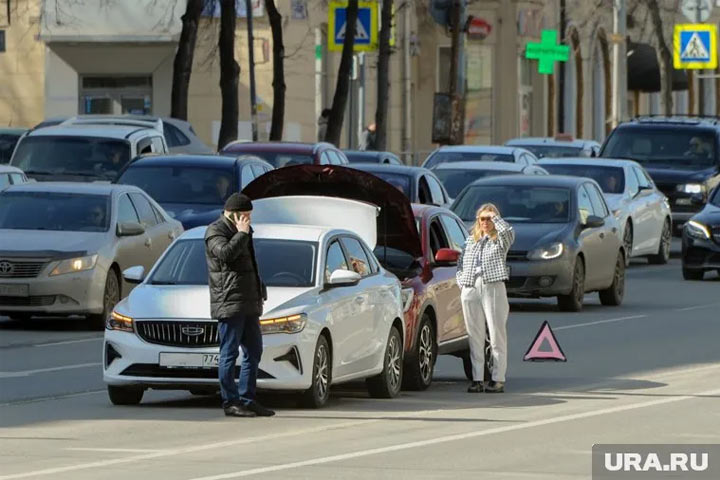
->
[611,0,627,128]
[697,0,706,115]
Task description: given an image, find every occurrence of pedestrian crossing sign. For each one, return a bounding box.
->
[673,24,717,69]
[328,1,378,52]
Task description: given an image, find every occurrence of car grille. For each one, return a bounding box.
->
[136,321,220,348]
[0,261,47,278]
[120,364,274,379]
[0,295,55,307]
[655,183,675,197]
[507,251,528,261]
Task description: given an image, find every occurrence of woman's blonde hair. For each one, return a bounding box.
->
[471,203,501,242]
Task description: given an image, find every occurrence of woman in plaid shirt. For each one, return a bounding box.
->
[456,203,515,393]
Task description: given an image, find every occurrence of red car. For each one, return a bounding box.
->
[244,165,471,391]
[221,142,349,169]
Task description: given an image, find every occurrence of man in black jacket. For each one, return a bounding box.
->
[205,193,274,417]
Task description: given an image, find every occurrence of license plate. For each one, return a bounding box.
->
[159,353,219,368]
[676,198,692,206]
[0,284,28,297]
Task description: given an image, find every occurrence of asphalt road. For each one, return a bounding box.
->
[1,247,719,480]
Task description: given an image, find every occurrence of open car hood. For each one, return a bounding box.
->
[244,165,422,258]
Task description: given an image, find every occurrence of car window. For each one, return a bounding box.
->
[453,185,571,224]
[0,133,22,164]
[367,171,411,197]
[118,193,140,224]
[341,236,372,277]
[241,164,255,189]
[151,204,166,224]
[387,154,402,165]
[0,192,110,232]
[250,163,266,177]
[424,151,514,169]
[439,214,466,251]
[137,138,153,155]
[0,174,9,189]
[428,218,450,258]
[418,176,432,204]
[361,242,379,273]
[9,173,25,184]
[149,137,164,153]
[319,152,331,165]
[164,123,190,147]
[129,192,159,228]
[626,166,640,196]
[325,240,349,283]
[633,166,652,189]
[577,185,593,224]
[327,151,344,165]
[426,174,446,205]
[334,151,349,164]
[516,154,528,166]
[540,164,625,194]
[118,166,236,205]
[585,183,609,218]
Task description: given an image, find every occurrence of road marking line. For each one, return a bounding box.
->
[66,448,167,453]
[0,363,101,378]
[554,314,647,331]
[187,386,720,480]
[34,338,103,347]
[675,303,720,312]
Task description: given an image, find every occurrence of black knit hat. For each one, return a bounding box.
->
[224,193,253,212]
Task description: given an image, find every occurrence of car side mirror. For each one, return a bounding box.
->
[326,269,361,288]
[583,215,605,229]
[434,248,460,265]
[117,221,145,237]
[690,193,705,206]
[122,266,145,284]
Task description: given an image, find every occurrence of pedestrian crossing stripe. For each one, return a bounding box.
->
[673,24,717,70]
[327,1,379,52]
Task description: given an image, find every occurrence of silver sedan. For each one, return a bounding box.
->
[0,182,183,325]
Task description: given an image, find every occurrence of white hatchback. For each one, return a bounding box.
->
[103,196,405,408]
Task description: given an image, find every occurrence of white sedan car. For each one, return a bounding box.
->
[539,158,672,264]
[104,196,405,408]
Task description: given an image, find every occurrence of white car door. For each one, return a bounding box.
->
[322,238,367,380]
[628,166,657,254]
[634,166,668,254]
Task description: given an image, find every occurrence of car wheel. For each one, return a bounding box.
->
[557,258,585,312]
[89,269,121,329]
[403,314,436,391]
[301,335,331,408]
[367,326,403,399]
[648,219,671,265]
[599,252,625,306]
[682,267,704,281]
[623,222,633,266]
[108,385,144,405]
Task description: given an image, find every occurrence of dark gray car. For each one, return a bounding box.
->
[451,175,626,312]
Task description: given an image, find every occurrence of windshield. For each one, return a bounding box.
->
[601,128,717,169]
[0,192,110,232]
[246,153,314,168]
[541,164,625,194]
[516,145,583,158]
[452,185,571,224]
[435,169,520,198]
[151,238,317,287]
[118,166,237,205]
[424,151,514,169]
[11,136,131,180]
[0,133,22,164]
[368,172,411,197]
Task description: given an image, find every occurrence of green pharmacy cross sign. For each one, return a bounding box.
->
[525,30,569,74]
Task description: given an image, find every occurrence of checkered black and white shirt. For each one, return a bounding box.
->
[456,217,515,287]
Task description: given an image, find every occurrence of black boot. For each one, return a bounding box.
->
[467,381,484,393]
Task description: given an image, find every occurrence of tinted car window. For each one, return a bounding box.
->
[325,240,349,283]
[345,152,382,164]
[0,192,110,232]
[341,236,372,277]
[118,166,236,205]
[435,169,520,198]
[118,194,140,224]
[369,172,411,197]
[426,175,446,205]
[424,151,515,169]
[541,164,626,194]
[12,136,131,180]
[453,185,571,224]
[602,128,717,169]
[373,246,418,278]
[440,215,466,251]
[516,145,583,158]
[585,183,609,217]
[164,123,190,147]
[9,173,25,184]
[245,152,314,168]
[129,192,159,228]
[150,238,316,287]
[577,185,593,224]
[0,133,22,164]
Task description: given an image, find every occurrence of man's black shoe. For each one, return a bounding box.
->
[467,381,484,393]
[485,381,505,393]
[224,404,257,417]
[246,401,275,417]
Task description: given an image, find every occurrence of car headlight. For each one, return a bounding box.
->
[685,220,711,240]
[677,183,706,194]
[260,313,307,334]
[528,243,564,260]
[50,254,98,276]
[107,310,134,332]
[401,287,414,313]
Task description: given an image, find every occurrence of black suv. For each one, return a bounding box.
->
[600,116,720,232]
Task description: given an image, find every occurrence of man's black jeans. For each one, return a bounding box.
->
[218,314,262,408]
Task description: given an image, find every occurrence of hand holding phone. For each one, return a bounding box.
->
[233,213,250,233]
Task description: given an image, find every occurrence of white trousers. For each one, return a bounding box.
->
[460,278,509,382]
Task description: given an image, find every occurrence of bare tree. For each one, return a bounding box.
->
[171,0,206,120]
[324,0,359,146]
[265,0,285,141]
[217,0,239,150]
[374,0,393,151]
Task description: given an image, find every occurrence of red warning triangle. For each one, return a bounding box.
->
[523,321,566,362]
